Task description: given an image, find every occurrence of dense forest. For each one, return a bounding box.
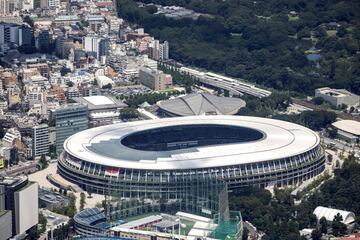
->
[117,0,360,94]
[237,93,337,130]
[229,155,360,239]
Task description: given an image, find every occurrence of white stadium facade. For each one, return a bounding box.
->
[58,116,325,198]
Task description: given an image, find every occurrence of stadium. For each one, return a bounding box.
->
[58,116,325,215]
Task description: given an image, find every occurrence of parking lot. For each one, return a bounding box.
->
[109,85,153,97]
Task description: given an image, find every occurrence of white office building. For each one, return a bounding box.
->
[315,87,360,107]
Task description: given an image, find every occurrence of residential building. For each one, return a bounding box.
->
[159,41,169,60]
[148,40,169,61]
[47,0,59,8]
[0,0,17,16]
[32,124,49,158]
[83,36,110,60]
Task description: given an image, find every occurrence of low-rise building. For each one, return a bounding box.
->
[38,188,69,210]
[331,120,360,143]
[157,93,246,117]
[315,87,360,107]
[73,96,127,126]
[139,67,172,91]
[96,75,114,88]
[313,206,355,225]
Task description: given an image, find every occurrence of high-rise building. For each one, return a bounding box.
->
[83,36,109,60]
[50,104,88,153]
[159,41,169,60]
[148,40,159,60]
[83,36,99,54]
[36,29,50,52]
[0,23,33,52]
[0,176,38,237]
[32,124,49,158]
[19,25,32,46]
[55,36,74,59]
[148,40,169,61]
[98,38,110,60]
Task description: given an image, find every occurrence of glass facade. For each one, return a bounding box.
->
[52,104,88,153]
[58,144,325,214]
[105,178,227,219]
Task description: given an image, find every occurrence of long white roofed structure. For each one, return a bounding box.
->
[332,120,360,136]
[313,206,356,224]
[157,93,246,116]
[58,116,325,217]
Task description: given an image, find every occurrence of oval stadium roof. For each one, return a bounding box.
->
[313,206,356,224]
[64,115,320,170]
[157,93,246,116]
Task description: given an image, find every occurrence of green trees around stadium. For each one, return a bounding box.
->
[229,154,360,239]
[237,92,292,117]
[38,212,47,234]
[332,214,347,236]
[53,193,77,218]
[158,63,199,89]
[237,92,336,131]
[120,108,140,120]
[320,217,328,234]
[123,91,180,108]
[80,192,86,211]
[39,154,48,169]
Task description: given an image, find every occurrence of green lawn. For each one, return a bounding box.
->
[288,15,299,21]
[326,30,337,36]
[178,219,195,235]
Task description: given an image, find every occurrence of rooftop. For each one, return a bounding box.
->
[316,87,358,98]
[332,120,360,136]
[157,93,246,116]
[55,15,80,21]
[74,208,110,229]
[73,96,127,110]
[119,215,162,229]
[64,115,320,170]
